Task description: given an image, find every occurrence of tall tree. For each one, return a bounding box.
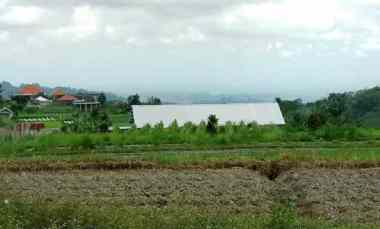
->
[127,94,142,105]
[147,96,162,105]
[206,114,218,134]
[0,83,3,104]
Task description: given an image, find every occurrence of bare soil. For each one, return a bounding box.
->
[278,168,380,223]
[1,168,380,223]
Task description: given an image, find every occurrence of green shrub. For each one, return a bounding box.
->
[266,205,300,229]
[78,135,95,150]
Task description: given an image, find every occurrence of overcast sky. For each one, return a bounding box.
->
[1,0,380,99]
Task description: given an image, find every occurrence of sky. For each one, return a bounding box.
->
[1,0,380,99]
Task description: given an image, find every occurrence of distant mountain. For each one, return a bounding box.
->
[1,81,292,104]
[0,81,18,99]
[142,92,276,104]
[1,81,125,101]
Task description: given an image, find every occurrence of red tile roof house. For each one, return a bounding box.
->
[15,85,45,105]
[52,89,65,100]
[18,85,44,98]
[57,95,78,105]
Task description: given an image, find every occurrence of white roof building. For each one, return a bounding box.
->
[35,96,49,102]
[33,96,51,106]
[132,103,285,128]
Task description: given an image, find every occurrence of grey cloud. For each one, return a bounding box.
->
[0,0,380,99]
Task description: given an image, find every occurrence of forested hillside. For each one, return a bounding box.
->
[277,86,380,128]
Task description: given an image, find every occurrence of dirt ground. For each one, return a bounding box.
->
[1,168,380,223]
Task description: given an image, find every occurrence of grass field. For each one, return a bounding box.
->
[1,201,378,229]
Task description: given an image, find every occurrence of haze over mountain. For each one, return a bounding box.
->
[1,81,319,104]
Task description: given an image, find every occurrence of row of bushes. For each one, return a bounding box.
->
[1,122,380,154]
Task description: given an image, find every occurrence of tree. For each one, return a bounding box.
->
[206,114,218,134]
[98,93,107,105]
[147,96,162,105]
[126,94,141,125]
[98,112,112,132]
[276,98,304,125]
[12,95,29,106]
[325,93,350,118]
[127,94,141,105]
[307,112,326,130]
[0,83,3,103]
[62,111,112,133]
[351,87,380,118]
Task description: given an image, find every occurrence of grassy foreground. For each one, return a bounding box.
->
[0,200,376,229]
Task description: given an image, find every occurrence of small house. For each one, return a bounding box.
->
[18,85,44,98]
[0,107,14,119]
[34,96,51,106]
[57,95,78,105]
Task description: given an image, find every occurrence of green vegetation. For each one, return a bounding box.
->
[61,110,112,133]
[0,117,13,128]
[2,146,380,172]
[277,86,380,128]
[3,85,380,228]
[2,121,380,155]
[0,201,376,229]
[110,114,130,127]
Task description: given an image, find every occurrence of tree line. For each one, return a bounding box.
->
[276,86,380,129]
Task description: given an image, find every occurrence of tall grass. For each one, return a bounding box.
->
[1,123,380,155]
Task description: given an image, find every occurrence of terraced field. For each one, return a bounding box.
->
[1,143,380,228]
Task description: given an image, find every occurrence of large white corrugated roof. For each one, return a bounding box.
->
[132,103,285,128]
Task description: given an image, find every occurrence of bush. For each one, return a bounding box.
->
[78,135,95,150]
[266,205,300,229]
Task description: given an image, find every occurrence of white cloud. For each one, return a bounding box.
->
[279,50,295,58]
[0,31,9,42]
[0,6,45,26]
[266,43,273,52]
[104,25,119,40]
[179,27,206,43]
[50,5,98,42]
[0,0,379,56]
[321,29,352,41]
[360,38,380,51]
[125,37,145,46]
[354,49,367,58]
[275,41,284,49]
[0,0,8,8]
[222,0,352,34]
[159,27,206,45]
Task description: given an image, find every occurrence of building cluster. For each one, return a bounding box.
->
[15,85,101,111]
